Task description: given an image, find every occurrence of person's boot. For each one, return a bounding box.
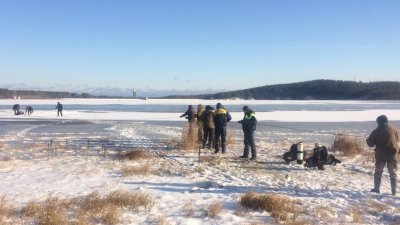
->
[221,143,226,154]
[390,178,397,196]
[370,175,381,193]
[214,142,219,154]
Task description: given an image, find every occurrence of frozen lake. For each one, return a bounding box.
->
[1,99,400,157]
[1,99,400,224]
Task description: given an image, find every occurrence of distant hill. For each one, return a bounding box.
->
[165,80,400,100]
[0,88,94,99]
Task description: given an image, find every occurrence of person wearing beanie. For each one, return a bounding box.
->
[367,115,399,195]
[238,105,257,160]
[213,102,232,154]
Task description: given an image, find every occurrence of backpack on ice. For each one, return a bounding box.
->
[283,144,298,164]
[304,146,341,170]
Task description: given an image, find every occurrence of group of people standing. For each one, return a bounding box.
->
[12,102,63,116]
[180,104,400,196]
[180,103,257,160]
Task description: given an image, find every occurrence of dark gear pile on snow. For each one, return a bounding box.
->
[283,144,298,164]
[304,145,341,170]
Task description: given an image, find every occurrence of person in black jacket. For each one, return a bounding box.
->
[25,106,34,115]
[238,106,257,160]
[55,102,63,116]
[180,105,196,123]
[214,103,231,154]
[13,104,21,115]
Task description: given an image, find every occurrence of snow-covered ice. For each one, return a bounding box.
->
[0,99,400,224]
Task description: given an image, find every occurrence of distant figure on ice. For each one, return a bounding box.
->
[55,102,63,116]
[238,106,257,160]
[25,106,34,115]
[214,103,231,154]
[367,115,399,196]
[180,105,196,123]
[12,104,23,115]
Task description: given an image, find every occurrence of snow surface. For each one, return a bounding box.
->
[1,99,400,224]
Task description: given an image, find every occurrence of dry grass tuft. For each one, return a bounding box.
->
[350,204,363,223]
[15,190,155,225]
[22,201,42,217]
[165,139,180,150]
[180,123,199,151]
[106,189,154,211]
[100,204,120,225]
[156,215,170,225]
[71,211,91,225]
[240,192,299,223]
[122,149,151,161]
[80,191,105,214]
[0,195,14,223]
[363,198,388,216]
[0,156,11,162]
[121,165,153,177]
[37,196,67,225]
[227,131,235,146]
[234,202,248,216]
[194,166,206,175]
[199,156,222,166]
[182,202,195,217]
[332,135,364,157]
[205,201,222,218]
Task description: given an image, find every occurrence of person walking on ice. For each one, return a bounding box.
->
[55,102,63,116]
[367,115,399,195]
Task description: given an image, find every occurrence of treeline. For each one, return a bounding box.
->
[167,80,400,100]
[0,88,94,99]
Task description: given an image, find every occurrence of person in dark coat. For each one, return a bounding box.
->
[238,106,257,160]
[196,104,205,144]
[214,103,231,154]
[201,105,215,149]
[13,104,21,115]
[25,106,34,115]
[55,102,63,116]
[367,115,399,195]
[180,105,196,123]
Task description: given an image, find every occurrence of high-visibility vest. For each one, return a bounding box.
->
[244,112,256,120]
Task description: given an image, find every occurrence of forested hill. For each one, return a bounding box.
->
[0,88,93,99]
[166,80,400,100]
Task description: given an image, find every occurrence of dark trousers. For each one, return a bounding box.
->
[373,160,397,192]
[203,127,215,149]
[57,110,63,116]
[215,126,226,153]
[375,160,397,180]
[243,130,256,158]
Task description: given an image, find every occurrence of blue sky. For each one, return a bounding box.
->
[0,0,399,95]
